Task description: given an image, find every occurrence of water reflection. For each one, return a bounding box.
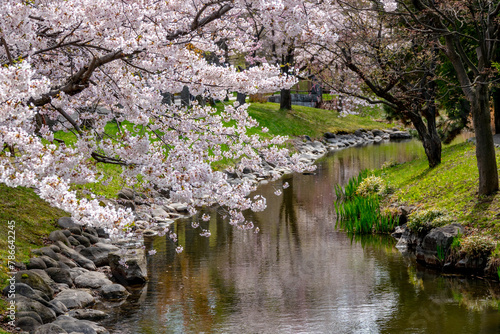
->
[100,139,500,333]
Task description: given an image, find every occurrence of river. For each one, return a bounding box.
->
[100,139,500,334]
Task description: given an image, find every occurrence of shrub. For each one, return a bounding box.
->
[356,175,386,196]
[460,235,496,257]
[381,160,399,169]
[407,209,453,233]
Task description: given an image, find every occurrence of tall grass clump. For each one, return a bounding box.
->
[335,170,398,234]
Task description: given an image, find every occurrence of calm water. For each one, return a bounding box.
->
[100,139,500,334]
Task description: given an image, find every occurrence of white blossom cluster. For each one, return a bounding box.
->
[0,0,317,240]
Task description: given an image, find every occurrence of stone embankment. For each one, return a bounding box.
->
[392,213,499,279]
[4,217,144,334]
[5,128,411,334]
[112,128,412,224]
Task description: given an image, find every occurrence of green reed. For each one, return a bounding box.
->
[335,171,398,234]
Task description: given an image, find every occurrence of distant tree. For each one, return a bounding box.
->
[393,0,500,194]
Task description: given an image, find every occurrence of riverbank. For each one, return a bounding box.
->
[378,142,500,279]
[1,102,393,274]
[0,102,398,333]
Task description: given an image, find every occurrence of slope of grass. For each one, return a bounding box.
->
[0,184,68,283]
[379,142,500,237]
[247,102,392,139]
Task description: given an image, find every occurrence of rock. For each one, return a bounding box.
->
[455,256,489,272]
[68,236,81,246]
[68,267,90,280]
[416,223,465,267]
[109,249,148,285]
[82,232,99,244]
[55,253,78,269]
[395,225,421,250]
[16,295,57,323]
[372,129,385,137]
[354,129,366,137]
[142,229,157,237]
[15,270,54,297]
[17,311,43,325]
[32,247,59,261]
[170,203,188,212]
[79,243,119,267]
[95,228,109,239]
[389,131,412,140]
[151,205,169,219]
[324,132,336,139]
[68,309,108,321]
[75,245,86,252]
[391,225,405,239]
[58,217,80,230]
[61,230,71,237]
[45,268,74,287]
[48,299,68,315]
[84,227,99,237]
[39,256,59,268]
[53,316,98,334]
[53,289,95,309]
[55,241,97,271]
[49,231,71,246]
[100,284,130,301]
[16,316,42,333]
[69,227,82,235]
[119,199,136,211]
[118,187,135,200]
[74,271,113,289]
[27,257,48,270]
[34,323,68,334]
[54,316,110,334]
[73,235,91,248]
[3,283,47,305]
[30,268,59,290]
[49,245,61,253]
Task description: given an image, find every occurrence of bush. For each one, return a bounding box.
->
[407,209,454,233]
[356,175,386,196]
[460,235,496,257]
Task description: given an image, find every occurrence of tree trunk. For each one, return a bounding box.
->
[280,89,292,110]
[472,84,499,195]
[280,48,294,110]
[236,92,246,106]
[408,112,442,168]
[493,87,500,134]
[181,86,190,107]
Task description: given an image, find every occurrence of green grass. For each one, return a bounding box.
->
[247,102,392,139]
[0,184,68,283]
[379,142,500,237]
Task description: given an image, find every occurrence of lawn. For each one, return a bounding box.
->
[379,142,500,237]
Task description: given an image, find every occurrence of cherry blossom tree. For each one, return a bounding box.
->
[296,0,444,167]
[0,0,313,240]
[380,0,500,194]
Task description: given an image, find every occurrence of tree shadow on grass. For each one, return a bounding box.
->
[401,168,434,187]
[466,193,497,228]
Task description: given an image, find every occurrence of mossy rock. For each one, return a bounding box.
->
[15,270,54,297]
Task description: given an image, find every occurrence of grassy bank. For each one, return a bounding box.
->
[0,184,68,283]
[247,102,391,138]
[379,142,500,237]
